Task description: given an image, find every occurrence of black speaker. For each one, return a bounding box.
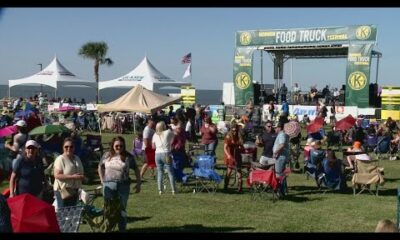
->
[253,83,261,105]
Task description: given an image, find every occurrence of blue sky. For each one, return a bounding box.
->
[0,8,399,90]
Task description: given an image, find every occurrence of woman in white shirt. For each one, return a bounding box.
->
[152,121,176,195]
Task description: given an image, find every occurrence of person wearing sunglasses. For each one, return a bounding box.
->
[9,140,46,199]
[53,137,85,208]
[256,121,277,166]
[98,136,141,231]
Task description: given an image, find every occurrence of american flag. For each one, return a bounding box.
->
[181,53,191,64]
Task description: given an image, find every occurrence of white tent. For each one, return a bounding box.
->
[8,56,96,96]
[99,56,191,92]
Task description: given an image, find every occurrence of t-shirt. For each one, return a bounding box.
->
[13,155,44,196]
[261,132,277,158]
[99,152,135,183]
[142,126,155,150]
[53,154,84,191]
[152,129,174,153]
[273,131,289,158]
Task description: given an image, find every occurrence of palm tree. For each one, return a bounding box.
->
[78,41,113,104]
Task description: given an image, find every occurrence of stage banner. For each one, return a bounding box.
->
[381,86,400,120]
[233,47,255,106]
[345,43,374,108]
[181,86,196,107]
[236,25,377,46]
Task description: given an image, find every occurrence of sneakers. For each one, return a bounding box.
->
[159,191,163,195]
[345,166,354,170]
[389,156,397,161]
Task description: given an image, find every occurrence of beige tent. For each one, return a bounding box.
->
[97,84,181,114]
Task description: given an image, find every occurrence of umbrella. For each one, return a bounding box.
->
[29,125,70,136]
[0,125,17,137]
[335,114,356,131]
[306,117,324,134]
[284,121,301,139]
[6,193,60,232]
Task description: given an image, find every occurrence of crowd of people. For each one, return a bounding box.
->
[1,91,400,232]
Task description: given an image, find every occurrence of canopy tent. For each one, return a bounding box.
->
[8,56,96,97]
[97,84,181,114]
[98,56,191,92]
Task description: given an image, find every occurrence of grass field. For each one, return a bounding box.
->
[1,130,399,232]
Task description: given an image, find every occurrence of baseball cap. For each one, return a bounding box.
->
[16,120,27,127]
[25,140,40,148]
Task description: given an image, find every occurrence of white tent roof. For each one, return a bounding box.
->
[99,56,191,91]
[9,56,96,89]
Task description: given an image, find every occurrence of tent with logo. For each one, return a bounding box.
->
[98,56,190,93]
[8,56,96,97]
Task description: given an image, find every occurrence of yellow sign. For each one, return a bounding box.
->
[240,32,252,45]
[235,72,251,89]
[356,26,371,40]
[348,71,367,90]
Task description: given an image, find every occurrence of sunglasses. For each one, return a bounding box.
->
[266,125,272,128]
[27,146,37,150]
[64,145,74,149]
[114,145,124,148]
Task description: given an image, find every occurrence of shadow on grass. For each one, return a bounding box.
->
[127,224,255,233]
[127,216,152,223]
[288,185,354,196]
[381,177,400,183]
[283,194,323,202]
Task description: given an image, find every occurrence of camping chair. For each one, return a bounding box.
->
[80,188,122,233]
[82,134,104,183]
[304,149,325,185]
[189,154,222,193]
[374,136,391,162]
[248,164,290,202]
[351,159,384,196]
[318,159,347,194]
[365,134,378,153]
[326,131,342,151]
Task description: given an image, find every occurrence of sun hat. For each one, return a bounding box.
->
[25,140,40,148]
[15,120,27,127]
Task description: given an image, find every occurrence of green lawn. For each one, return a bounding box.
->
[2,131,399,232]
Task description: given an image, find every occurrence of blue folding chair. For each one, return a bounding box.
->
[188,155,222,193]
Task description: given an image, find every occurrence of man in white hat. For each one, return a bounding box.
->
[5,120,29,172]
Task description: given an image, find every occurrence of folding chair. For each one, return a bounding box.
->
[248,164,290,202]
[365,134,378,153]
[56,206,84,232]
[374,136,391,162]
[191,154,222,193]
[352,159,384,196]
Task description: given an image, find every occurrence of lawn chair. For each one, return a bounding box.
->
[304,149,325,186]
[319,158,347,194]
[189,154,222,193]
[365,134,378,153]
[352,158,384,196]
[248,164,290,202]
[374,136,391,162]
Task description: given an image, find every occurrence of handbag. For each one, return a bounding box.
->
[60,187,78,200]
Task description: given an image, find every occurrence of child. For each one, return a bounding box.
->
[132,133,143,160]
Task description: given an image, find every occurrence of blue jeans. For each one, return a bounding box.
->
[275,155,288,195]
[103,181,130,231]
[275,155,287,177]
[155,152,176,193]
[204,140,218,159]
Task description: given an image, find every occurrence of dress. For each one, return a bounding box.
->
[224,135,242,169]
